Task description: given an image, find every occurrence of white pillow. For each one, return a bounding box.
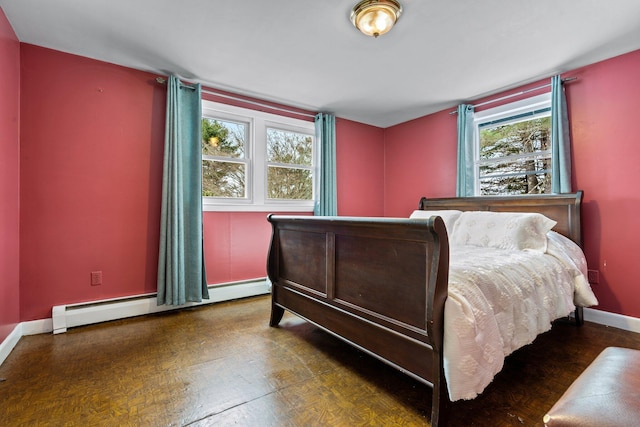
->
[410,210,462,233]
[451,211,556,252]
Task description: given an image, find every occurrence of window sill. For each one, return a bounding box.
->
[203,203,314,213]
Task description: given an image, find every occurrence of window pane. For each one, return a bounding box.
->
[478,114,551,195]
[479,116,550,160]
[480,173,550,195]
[202,160,245,198]
[480,156,551,195]
[201,118,246,159]
[267,166,312,200]
[480,156,551,177]
[267,128,312,165]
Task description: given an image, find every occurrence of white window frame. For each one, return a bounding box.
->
[472,93,552,195]
[201,100,316,212]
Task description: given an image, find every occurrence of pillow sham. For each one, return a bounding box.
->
[410,209,462,233]
[450,211,556,252]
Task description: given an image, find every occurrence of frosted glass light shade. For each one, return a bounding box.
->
[350,0,402,38]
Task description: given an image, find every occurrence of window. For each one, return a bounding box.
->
[201,100,316,211]
[202,117,248,198]
[473,93,551,195]
[266,127,313,200]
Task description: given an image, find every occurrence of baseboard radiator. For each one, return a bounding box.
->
[52,278,271,334]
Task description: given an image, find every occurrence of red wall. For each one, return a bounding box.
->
[336,118,385,217]
[17,44,384,321]
[384,110,458,217]
[0,8,20,342]
[566,51,640,318]
[384,49,640,318]
[202,212,296,284]
[19,45,167,321]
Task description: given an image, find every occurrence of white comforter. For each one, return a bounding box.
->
[443,237,598,401]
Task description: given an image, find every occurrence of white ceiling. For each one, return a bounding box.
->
[3,0,640,127]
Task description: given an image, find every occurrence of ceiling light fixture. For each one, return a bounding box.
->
[350,0,403,38]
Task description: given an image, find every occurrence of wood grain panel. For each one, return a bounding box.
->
[278,228,327,295]
[334,235,428,329]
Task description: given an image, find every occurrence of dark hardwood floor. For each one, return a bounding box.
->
[1,295,639,426]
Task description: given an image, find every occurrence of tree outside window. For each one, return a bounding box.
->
[473,93,552,195]
[201,118,247,198]
[266,128,313,200]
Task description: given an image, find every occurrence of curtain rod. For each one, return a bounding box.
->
[155,77,316,119]
[448,77,577,115]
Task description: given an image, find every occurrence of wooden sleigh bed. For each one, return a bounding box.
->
[267,192,585,426]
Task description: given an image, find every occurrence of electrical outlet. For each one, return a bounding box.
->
[587,269,599,285]
[91,271,102,286]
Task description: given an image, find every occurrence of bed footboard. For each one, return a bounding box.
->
[267,215,450,426]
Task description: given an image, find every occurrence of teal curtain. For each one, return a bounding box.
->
[157,75,209,305]
[551,75,572,193]
[314,113,337,216]
[456,104,475,197]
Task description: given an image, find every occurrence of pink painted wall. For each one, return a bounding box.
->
[384,110,458,217]
[203,212,298,284]
[0,8,20,342]
[565,51,640,318]
[17,44,384,322]
[336,118,385,217]
[384,49,640,318]
[19,45,166,321]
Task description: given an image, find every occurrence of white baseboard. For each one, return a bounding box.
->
[0,324,22,367]
[52,278,271,334]
[583,307,640,334]
[22,318,53,336]
[0,319,52,367]
[0,279,270,367]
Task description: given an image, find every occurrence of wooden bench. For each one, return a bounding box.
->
[544,347,640,426]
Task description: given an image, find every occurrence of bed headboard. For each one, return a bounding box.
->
[418,191,583,247]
